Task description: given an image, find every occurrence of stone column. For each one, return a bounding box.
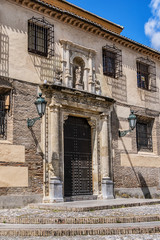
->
[83,67,89,91]
[65,44,72,87]
[88,53,95,93]
[47,99,63,202]
[100,113,114,199]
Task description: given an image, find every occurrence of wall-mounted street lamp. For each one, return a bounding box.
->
[119,110,137,137]
[27,93,47,128]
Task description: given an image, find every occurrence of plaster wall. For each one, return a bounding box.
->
[0,166,28,187]
[0,0,159,112]
[121,153,160,168]
[0,143,25,162]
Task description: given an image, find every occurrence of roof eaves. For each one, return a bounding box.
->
[60,0,124,30]
[34,0,114,30]
[33,0,160,56]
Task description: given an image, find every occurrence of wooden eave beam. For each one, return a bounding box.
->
[32,4,39,10]
[44,9,52,15]
[28,2,35,7]
[22,0,29,5]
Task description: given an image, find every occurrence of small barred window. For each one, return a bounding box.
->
[0,95,6,139]
[28,17,54,58]
[136,121,153,152]
[136,57,156,91]
[102,44,122,79]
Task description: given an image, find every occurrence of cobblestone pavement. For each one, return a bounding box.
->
[0,204,160,218]
[0,234,160,239]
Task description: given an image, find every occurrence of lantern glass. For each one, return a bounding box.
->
[128,110,137,130]
[34,93,47,117]
[41,101,46,116]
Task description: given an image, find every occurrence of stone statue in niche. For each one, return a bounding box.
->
[73,57,84,90]
[54,69,62,85]
[75,66,82,84]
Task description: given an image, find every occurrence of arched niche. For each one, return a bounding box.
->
[72,57,85,90]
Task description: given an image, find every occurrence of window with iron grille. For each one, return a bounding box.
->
[137,62,149,90]
[0,95,6,139]
[136,57,156,91]
[136,121,153,152]
[28,17,54,58]
[102,44,122,79]
[103,49,116,78]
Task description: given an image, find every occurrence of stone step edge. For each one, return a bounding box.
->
[29,200,160,212]
[0,215,160,224]
[0,225,160,237]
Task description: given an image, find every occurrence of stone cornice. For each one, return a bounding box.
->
[9,0,160,61]
[60,39,97,54]
[40,84,115,103]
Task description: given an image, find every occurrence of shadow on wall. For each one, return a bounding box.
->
[0,25,9,77]
[118,128,152,199]
[29,127,44,158]
[29,43,62,84]
[138,172,152,199]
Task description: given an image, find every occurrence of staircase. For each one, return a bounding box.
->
[0,198,160,237]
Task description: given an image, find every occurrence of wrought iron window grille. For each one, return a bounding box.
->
[28,17,54,58]
[136,57,156,92]
[102,44,122,79]
[136,118,153,152]
[0,95,7,139]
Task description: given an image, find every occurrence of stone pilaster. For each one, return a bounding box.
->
[88,117,99,195]
[88,52,95,93]
[65,44,72,87]
[100,113,114,199]
[46,98,63,202]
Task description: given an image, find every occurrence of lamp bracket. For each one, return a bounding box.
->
[119,129,131,137]
[27,117,41,128]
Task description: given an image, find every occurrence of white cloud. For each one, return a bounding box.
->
[145,19,156,36]
[151,32,160,49]
[145,0,160,50]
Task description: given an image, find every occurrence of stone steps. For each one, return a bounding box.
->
[0,222,160,237]
[1,199,160,237]
[0,215,160,224]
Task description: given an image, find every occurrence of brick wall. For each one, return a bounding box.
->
[0,79,43,198]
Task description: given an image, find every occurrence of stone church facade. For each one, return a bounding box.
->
[1,0,160,207]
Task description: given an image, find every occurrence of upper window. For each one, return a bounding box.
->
[136,120,153,152]
[137,62,149,90]
[28,17,54,58]
[102,44,122,79]
[103,49,116,78]
[136,57,156,91]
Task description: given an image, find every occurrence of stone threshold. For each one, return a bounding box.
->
[29,198,160,212]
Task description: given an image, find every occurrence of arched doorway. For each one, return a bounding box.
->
[64,116,93,197]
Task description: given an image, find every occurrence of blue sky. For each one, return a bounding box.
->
[67,0,160,51]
